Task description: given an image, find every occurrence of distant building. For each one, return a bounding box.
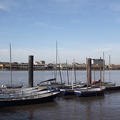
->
[0,61,47,70]
[1,61,120,70]
[34,61,47,70]
[34,61,45,65]
[0,62,3,69]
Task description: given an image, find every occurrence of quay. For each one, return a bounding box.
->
[1,61,120,70]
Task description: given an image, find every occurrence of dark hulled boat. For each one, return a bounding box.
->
[74,86,105,97]
[60,88,75,95]
[1,84,23,89]
[105,85,120,91]
[0,87,59,107]
[92,81,120,91]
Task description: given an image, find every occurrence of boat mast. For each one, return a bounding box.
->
[86,58,88,88]
[72,60,74,90]
[59,64,63,84]
[55,41,63,84]
[109,55,111,83]
[9,43,12,85]
[93,59,95,81]
[66,60,69,84]
[55,41,57,83]
[103,52,105,84]
[100,57,102,82]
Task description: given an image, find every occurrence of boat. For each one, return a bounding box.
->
[91,80,120,91]
[74,86,105,97]
[37,42,65,90]
[92,55,120,91]
[60,88,75,95]
[105,55,120,91]
[60,82,86,95]
[74,58,105,97]
[105,85,120,91]
[37,78,65,89]
[104,82,120,91]
[0,87,60,107]
[1,84,23,89]
[59,60,85,96]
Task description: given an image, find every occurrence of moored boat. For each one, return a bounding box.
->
[60,88,75,95]
[74,86,105,97]
[37,78,65,89]
[105,84,120,91]
[1,84,23,89]
[59,82,86,95]
[74,58,105,97]
[92,81,120,91]
[0,87,60,107]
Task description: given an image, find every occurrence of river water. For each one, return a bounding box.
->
[0,70,120,120]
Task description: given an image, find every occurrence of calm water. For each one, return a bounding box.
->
[0,70,120,120]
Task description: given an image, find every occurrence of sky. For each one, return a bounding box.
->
[0,0,120,64]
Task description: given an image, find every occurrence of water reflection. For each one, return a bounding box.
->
[58,95,109,120]
[0,93,120,120]
[0,101,58,120]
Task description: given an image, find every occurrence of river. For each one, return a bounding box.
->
[0,70,120,120]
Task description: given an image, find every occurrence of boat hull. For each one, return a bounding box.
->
[75,88,105,97]
[60,89,75,95]
[1,84,23,89]
[105,85,120,91]
[0,92,59,107]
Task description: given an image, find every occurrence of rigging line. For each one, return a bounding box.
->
[57,48,61,64]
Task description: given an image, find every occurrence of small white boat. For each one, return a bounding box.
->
[1,84,23,89]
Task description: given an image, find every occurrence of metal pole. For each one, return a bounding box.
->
[55,41,57,83]
[28,55,34,87]
[103,52,105,84]
[109,55,111,83]
[59,64,62,84]
[66,60,69,84]
[100,57,102,81]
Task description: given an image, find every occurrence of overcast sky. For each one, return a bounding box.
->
[0,0,120,64]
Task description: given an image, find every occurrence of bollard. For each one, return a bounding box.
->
[28,55,34,87]
[87,58,92,86]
